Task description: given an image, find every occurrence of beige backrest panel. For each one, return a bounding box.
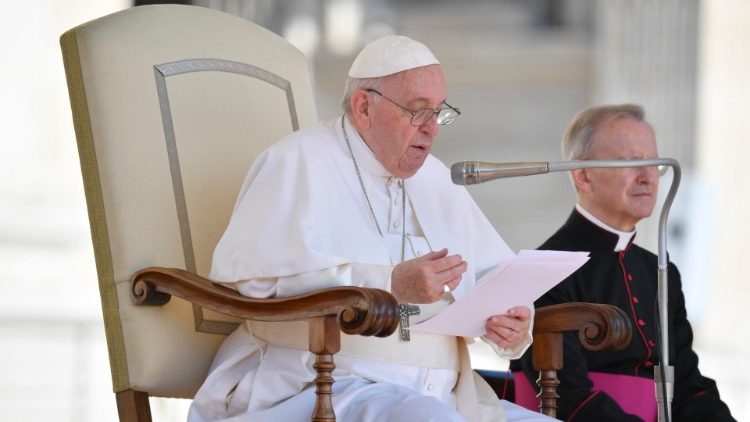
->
[61,5,317,398]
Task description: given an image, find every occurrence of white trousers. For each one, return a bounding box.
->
[188,339,558,422]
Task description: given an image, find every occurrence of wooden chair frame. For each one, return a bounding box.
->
[129,268,631,421]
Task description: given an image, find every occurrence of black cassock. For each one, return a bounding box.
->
[510,210,734,421]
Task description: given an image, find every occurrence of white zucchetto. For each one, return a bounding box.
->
[348,35,440,78]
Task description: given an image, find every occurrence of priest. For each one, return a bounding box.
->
[188,35,555,421]
[510,104,735,421]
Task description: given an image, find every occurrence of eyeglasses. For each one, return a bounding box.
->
[366,89,461,126]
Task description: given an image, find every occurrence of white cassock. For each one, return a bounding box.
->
[188,116,557,422]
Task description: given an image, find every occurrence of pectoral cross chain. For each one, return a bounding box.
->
[398,304,420,341]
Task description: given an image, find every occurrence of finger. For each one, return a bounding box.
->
[484,331,502,346]
[501,328,519,344]
[413,248,448,262]
[445,274,462,290]
[432,256,466,277]
[488,315,523,334]
[434,261,467,285]
[487,324,519,342]
[439,283,451,295]
[507,306,532,321]
[433,271,464,299]
[484,325,514,348]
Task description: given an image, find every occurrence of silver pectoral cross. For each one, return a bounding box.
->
[398,304,420,341]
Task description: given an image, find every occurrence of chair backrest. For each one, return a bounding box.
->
[61,4,317,399]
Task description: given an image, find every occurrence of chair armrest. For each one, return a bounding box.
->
[131,266,400,337]
[131,266,400,421]
[530,302,632,418]
[534,302,632,353]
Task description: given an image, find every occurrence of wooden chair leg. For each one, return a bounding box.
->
[309,315,341,422]
[116,389,152,422]
[532,332,563,418]
[537,370,561,418]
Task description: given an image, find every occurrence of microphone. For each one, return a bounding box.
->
[451,161,550,185]
[453,157,681,422]
[451,159,673,185]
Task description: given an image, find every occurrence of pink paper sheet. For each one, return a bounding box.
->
[412,250,589,338]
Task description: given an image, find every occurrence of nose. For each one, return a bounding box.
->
[637,165,659,184]
[418,114,440,137]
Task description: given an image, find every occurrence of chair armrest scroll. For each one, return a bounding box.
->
[131,267,399,337]
[533,302,632,352]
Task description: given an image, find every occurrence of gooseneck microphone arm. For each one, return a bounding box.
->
[453,158,681,422]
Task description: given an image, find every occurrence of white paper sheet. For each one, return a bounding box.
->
[411,250,590,338]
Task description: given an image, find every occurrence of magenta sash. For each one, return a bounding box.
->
[514,371,657,421]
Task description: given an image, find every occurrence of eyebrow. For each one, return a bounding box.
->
[405,96,448,108]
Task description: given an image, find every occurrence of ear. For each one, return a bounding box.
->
[571,168,593,193]
[349,90,372,130]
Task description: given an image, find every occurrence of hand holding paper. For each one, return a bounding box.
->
[412,250,589,338]
[485,305,533,349]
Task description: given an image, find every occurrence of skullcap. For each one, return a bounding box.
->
[348,35,440,78]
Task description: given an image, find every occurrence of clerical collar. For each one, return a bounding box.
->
[575,204,635,252]
[341,116,392,178]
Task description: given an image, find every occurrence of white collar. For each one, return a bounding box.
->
[575,204,635,252]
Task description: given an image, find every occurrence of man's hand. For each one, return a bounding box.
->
[485,306,532,349]
[391,248,466,304]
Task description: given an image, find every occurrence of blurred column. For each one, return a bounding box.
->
[593,0,699,167]
[193,0,326,58]
[694,1,750,418]
[192,0,283,33]
[593,1,704,313]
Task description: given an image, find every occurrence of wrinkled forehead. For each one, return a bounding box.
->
[384,64,446,102]
[591,117,657,156]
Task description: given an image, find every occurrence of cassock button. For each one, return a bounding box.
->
[393,220,401,229]
[627,274,633,281]
[632,296,639,304]
[648,340,656,347]
[638,319,646,326]
[644,361,654,368]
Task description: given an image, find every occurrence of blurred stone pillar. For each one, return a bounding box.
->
[192,0,284,33]
[593,0,699,167]
[593,2,748,417]
[593,0,709,366]
[593,1,699,261]
[693,2,750,416]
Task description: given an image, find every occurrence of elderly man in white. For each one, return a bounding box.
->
[188,35,556,421]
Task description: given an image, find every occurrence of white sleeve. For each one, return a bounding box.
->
[225,262,394,298]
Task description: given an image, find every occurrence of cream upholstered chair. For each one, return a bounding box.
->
[60,5,399,421]
[61,5,630,421]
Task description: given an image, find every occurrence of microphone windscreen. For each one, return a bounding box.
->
[450,162,468,185]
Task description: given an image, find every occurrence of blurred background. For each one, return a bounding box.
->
[1,0,748,420]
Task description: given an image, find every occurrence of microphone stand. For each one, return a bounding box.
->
[459,159,680,422]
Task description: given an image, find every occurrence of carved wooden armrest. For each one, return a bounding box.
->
[531,302,632,418]
[131,267,400,421]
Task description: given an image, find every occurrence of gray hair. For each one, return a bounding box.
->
[340,75,391,115]
[562,104,646,160]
